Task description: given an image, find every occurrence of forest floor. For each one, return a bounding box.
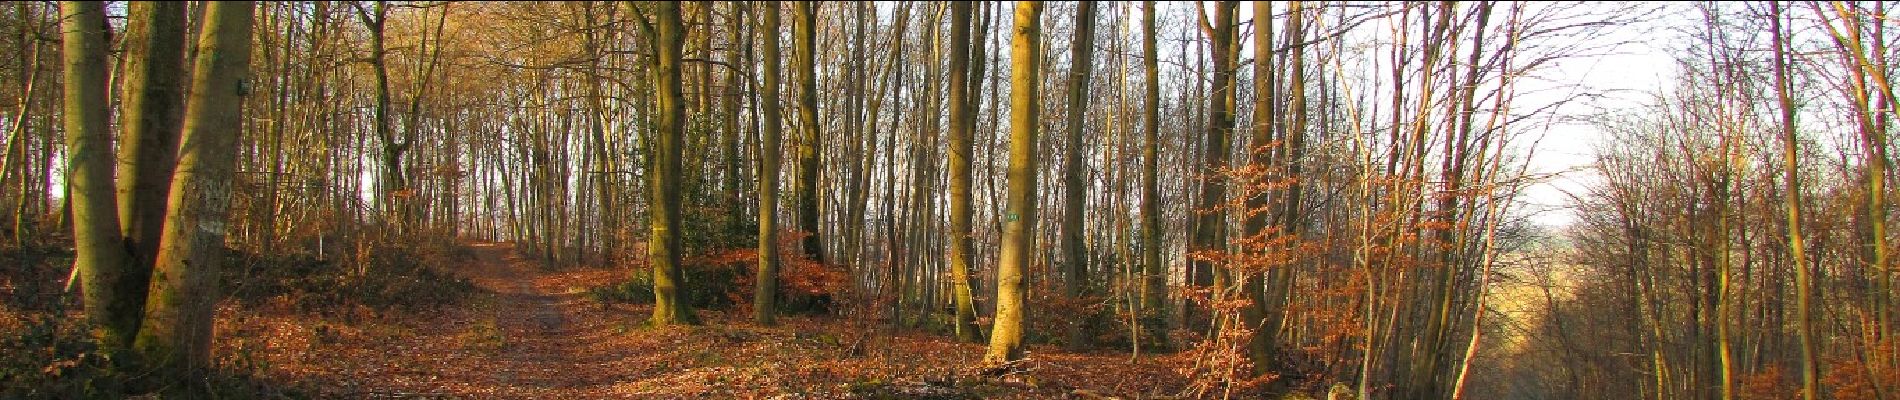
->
[216,242,1191,399]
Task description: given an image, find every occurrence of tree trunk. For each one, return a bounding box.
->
[756,1,784,326]
[59,0,139,348]
[986,0,1042,368]
[945,0,982,343]
[1138,0,1169,352]
[1061,1,1098,351]
[114,2,190,339]
[1191,0,1239,335]
[722,2,745,239]
[793,1,825,266]
[354,1,407,231]
[1246,0,1282,378]
[635,0,699,327]
[134,0,255,373]
[1771,4,1821,399]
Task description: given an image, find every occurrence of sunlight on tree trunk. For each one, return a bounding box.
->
[986,0,1041,368]
[134,0,255,373]
[58,0,137,348]
[633,0,699,327]
[755,1,783,327]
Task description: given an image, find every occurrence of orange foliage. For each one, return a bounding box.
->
[1739,365,1795,400]
[695,229,850,309]
[1823,345,1900,400]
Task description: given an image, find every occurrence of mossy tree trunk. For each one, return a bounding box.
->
[631,0,699,327]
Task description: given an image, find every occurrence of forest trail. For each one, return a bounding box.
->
[453,242,607,391]
[224,241,670,398]
[219,241,1187,398]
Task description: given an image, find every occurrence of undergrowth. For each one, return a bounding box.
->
[223,237,477,314]
[0,233,477,398]
[0,308,308,399]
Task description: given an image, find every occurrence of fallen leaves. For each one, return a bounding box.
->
[213,242,1190,399]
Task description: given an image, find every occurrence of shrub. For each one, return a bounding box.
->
[585,260,740,309]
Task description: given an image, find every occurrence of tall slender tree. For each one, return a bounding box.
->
[756,1,784,326]
[630,0,698,327]
[1137,0,1169,352]
[1190,0,1240,333]
[986,0,1042,368]
[945,0,981,343]
[1770,3,1819,399]
[1245,0,1279,377]
[792,1,824,265]
[1061,0,1098,350]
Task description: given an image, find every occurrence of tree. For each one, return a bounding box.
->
[630,0,698,327]
[1190,0,1239,334]
[352,1,404,228]
[113,1,190,346]
[134,0,255,372]
[945,0,980,343]
[792,1,823,265]
[756,1,783,326]
[0,2,41,250]
[1245,0,1280,378]
[1137,0,1168,352]
[986,0,1042,368]
[58,0,138,348]
[1770,3,1819,398]
[1060,0,1098,350]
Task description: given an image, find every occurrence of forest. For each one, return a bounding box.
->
[0,1,1894,399]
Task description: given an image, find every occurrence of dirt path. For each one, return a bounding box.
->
[228,242,655,398]
[458,243,591,390]
[421,242,648,397]
[224,242,1188,399]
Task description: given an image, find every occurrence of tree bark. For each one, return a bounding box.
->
[59,0,138,348]
[1061,1,1098,351]
[134,0,255,373]
[986,0,1042,368]
[756,1,784,326]
[633,0,699,327]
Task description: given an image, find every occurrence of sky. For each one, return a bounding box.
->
[1504,3,1686,229]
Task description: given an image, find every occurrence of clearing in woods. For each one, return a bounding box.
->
[219,242,1187,398]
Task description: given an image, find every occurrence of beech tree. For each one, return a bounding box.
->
[945,0,980,343]
[115,2,188,324]
[134,0,256,372]
[792,1,823,265]
[756,1,783,326]
[59,0,136,348]
[1060,0,1098,350]
[986,0,1041,368]
[629,0,697,327]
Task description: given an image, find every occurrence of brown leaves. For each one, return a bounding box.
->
[204,242,1188,399]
